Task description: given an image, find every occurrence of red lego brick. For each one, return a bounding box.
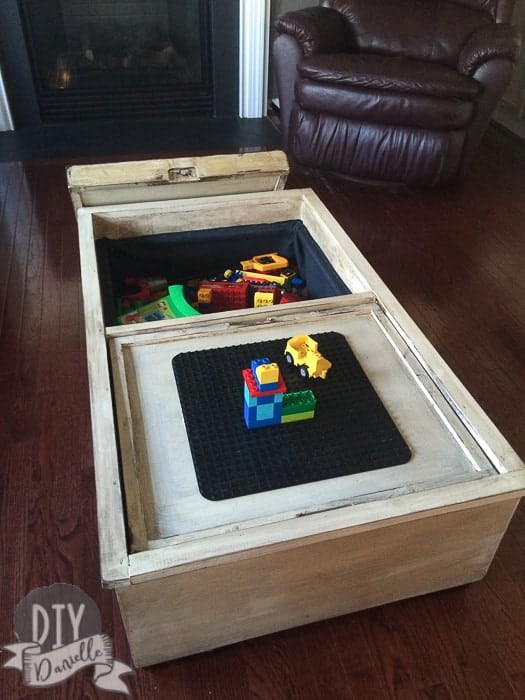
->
[242,368,287,398]
[199,281,249,312]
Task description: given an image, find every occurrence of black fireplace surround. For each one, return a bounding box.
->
[0,0,239,127]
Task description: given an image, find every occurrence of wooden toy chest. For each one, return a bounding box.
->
[68,152,525,668]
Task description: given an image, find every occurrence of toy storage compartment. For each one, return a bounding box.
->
[95,218,350,326]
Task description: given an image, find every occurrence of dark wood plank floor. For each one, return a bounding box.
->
[1,123,525,698]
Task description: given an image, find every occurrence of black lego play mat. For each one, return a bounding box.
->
[172,332,411,501]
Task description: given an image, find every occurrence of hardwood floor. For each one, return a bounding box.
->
[1,123,525,698]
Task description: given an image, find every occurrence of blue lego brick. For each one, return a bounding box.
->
[244,382,284,407]
[256,393,280,405]
[251,358,270,374]
[244,398,283,429]
[244,401,282,422]
[243,404,271,429]
[256,403,277,421]
[258,380,280,391]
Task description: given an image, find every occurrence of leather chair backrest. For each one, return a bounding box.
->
[446,0,515,22]
[321,0,516,66]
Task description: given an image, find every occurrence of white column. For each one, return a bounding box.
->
[0,65,14,131]
[239,0,270,117]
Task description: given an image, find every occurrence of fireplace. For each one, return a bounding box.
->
[0,0,241,126]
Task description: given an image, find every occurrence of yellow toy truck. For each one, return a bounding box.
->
[284,334,332,379]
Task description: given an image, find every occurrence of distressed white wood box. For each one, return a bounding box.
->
[68,151,525,668]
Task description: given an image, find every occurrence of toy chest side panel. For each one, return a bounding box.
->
[117,497,519,667]
[76,207,130,586]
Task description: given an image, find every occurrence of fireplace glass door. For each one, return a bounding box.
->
[20,0,213,121]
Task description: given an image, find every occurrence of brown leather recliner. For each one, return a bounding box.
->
[273,0,521,186]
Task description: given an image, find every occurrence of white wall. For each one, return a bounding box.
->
[494,2,525,138]
[239,0,271,117]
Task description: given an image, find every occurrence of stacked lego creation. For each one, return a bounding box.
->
[242,358,316,429]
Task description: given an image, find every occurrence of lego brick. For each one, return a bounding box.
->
[242,368,287,398]
[251,358,280,391]
[244,401,282,429]
[254,362,280,390]
[198,280,249,312]
[244,384,283,407]
[257,403,279,421]
[282,390,317,416]
[254,290,280,308]
[251,358,271,373]
[281,410,315,423]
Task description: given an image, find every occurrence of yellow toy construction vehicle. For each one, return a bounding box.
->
[284,334,332,379]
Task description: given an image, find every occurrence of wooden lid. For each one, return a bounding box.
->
[67,150,289,210]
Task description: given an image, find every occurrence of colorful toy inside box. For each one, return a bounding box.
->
[116,252,306,323]
[117,284,199,324]
[95,220,350,326]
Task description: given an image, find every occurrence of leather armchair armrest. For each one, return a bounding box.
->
[458,24,521,76]
[274,7,350,57]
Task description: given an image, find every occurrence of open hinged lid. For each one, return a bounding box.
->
[67,150,289,210]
